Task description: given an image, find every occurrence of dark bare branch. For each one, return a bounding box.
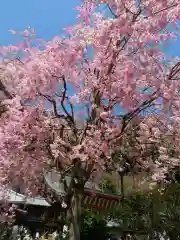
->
[38,91,65,118]
[61,76,75,125]
[108,90,160,142]
[168,62,180,80]
[107,4,118,18]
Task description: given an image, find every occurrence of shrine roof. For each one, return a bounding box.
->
[5,189,50,207]
[6,170,120,207]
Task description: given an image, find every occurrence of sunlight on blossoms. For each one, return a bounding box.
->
[0,0,179,200]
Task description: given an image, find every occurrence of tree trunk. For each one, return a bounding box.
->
[69,190,83,240]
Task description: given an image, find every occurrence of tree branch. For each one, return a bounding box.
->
[108,90,159,142]
[154,3,178,16]
[0,80,13,99]
[53,75,78,141]
[107,4,118,18]
[168,62,180,80]
[61,76,75,125]
[38,91,65,118]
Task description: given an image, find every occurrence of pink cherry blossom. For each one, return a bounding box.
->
[0,0,179,200]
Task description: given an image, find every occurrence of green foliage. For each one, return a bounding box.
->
[108,183,180,239]
[80,210,111,240]
[80,176,119,240]
[100,176,118,194]
[80,173,180,239]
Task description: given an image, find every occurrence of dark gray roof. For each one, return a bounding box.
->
[44,170,101,196]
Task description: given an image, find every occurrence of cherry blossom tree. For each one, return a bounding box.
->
[0,0,180,239]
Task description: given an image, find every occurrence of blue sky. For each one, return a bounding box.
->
[0,0,179,56]
[0,1,179,118]
[0,0,81,45]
